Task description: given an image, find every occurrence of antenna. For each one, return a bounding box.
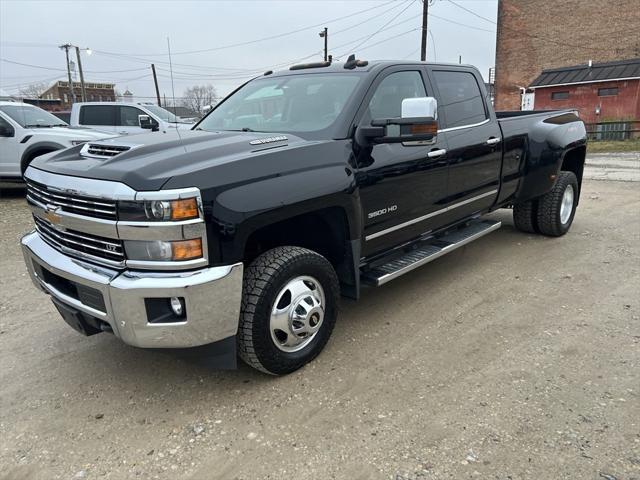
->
[167,37,186,151]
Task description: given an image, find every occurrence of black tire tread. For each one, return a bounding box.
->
[238,246,338,375]
[513,199,538,233]
[536,171,578,237]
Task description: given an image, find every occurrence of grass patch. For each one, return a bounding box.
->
[587,139,640,153]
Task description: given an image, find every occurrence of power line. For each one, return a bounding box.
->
[0,58,151,74]
[93,0,401,58]
[342,0,416,55]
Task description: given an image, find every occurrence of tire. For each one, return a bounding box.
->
[238,246,339,375]
[513,199,538,233]
[536,171,579,237]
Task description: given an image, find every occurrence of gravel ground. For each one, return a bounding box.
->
[0,175,639,480]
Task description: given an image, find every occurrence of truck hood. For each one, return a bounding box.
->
[29,129,321,191]
[26,126,112,140]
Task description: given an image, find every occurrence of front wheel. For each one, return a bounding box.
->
[536,171,579,236]
[238,246,339,375]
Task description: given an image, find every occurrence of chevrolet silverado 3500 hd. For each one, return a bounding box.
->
[20,58,587,374]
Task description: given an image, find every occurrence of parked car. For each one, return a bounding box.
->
[70,102,193,135]
[0,101,112,181]
[20,58,587,375]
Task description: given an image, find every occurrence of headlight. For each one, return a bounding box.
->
[71,140,88,146]
[119,198,199,221]
[124,239,203,262]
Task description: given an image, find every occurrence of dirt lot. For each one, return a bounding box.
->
[0,176,638,480]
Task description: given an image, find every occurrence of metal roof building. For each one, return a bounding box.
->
[529,58,640,89]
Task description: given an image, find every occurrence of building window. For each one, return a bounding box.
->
[598,87,618,96]
[551,91,569,100]
[63,93,68,103]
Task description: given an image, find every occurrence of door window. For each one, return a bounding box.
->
[368,71,427,120]
[119,106,146,127]
[79,105,116,126]
[432,71,487,129]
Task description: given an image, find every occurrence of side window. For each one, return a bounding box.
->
[368,71,427,120]
[0,114,14,135]
[79,105,116,126]
[119,106,146,127]
[432,71,487,129]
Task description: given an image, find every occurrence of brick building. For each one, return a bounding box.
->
[494,0,640,111]
[529,58,640,132]
[39,80,116,109]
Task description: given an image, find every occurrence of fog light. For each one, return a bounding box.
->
[170,297,185,317]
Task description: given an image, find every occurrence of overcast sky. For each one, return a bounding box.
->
[0,0,498,101]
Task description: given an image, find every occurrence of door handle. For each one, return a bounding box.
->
[486,137,501,145]
[427,148,447,159]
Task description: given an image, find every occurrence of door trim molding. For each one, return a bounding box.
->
[365,189,498,241]
[437,118,490,134]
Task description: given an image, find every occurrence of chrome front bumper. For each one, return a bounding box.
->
[21,231,243,349]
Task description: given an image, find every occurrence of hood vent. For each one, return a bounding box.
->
[81,143,131,159]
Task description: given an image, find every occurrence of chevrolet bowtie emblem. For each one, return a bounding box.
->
[44,205,62,225]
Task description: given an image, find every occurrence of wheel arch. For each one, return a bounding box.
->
[20,141,65,173]
[242,206,361,299]
[560,145,586,201]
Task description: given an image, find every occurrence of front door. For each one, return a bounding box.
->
[428,68,502,222]
[0,113,21,178]
[355,68,450,257]
[117,106,148,135]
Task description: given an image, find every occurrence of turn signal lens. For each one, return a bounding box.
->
[172,239,203,260]
[171,198,199,220]
[410,122,438,135]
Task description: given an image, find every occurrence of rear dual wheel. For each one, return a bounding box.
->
[513,171,578,237]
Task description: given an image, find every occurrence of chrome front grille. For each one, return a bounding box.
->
[26,179,117,220]
[34,216,125,267]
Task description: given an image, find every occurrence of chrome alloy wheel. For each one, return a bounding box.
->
[270,276,325,353]
[560,184,574,224]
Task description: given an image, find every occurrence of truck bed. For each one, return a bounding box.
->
[495,109,571,120]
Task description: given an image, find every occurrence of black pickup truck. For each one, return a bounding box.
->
[21,58,587,375]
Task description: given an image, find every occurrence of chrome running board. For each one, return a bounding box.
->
[362,219,501,286]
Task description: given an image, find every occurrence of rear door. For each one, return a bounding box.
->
[77,105,116,134]
[428,68,502,222]
[355,67,450,257]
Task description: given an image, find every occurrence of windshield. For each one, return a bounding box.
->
[0,104,68,128]
[142,105,180,123]
[197,73,362,134]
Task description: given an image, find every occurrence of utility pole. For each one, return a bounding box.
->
[151,64,161,107]
[420,0,429,61]
[75,46,87,102]
[59,44,76,105]
[319,27,328,61]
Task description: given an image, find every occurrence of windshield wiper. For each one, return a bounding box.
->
[23,124,53,128]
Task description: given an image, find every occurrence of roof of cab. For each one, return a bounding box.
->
[266,60,477,78]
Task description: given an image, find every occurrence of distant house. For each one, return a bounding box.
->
[39,80,116,109]
[528,58,640,138]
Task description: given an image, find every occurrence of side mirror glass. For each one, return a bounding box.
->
[358,97,438,145]
[138,114,154,129]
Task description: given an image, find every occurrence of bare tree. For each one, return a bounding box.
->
[18,81,49,99]
[180,84,218,114]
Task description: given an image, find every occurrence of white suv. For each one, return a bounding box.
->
[70,102,194,136]
[0,101,112,181]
